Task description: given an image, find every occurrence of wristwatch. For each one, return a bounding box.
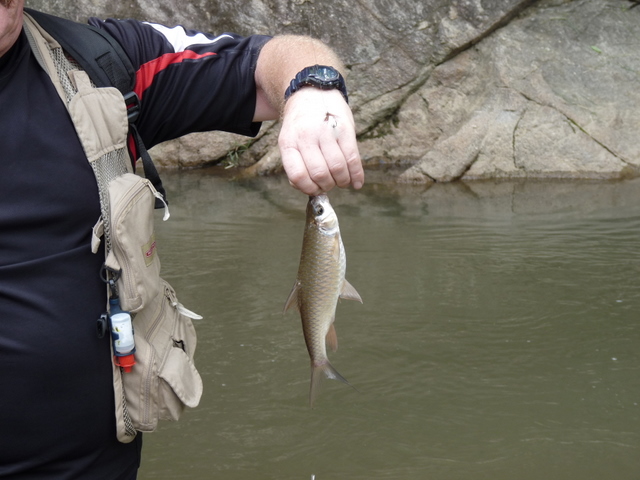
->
[284,65,349,104]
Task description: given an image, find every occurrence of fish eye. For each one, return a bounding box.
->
[316,206,324,216]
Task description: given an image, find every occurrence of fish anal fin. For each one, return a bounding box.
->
[326,322,338,352]
[283,281,301,313]
[340,279,363,303]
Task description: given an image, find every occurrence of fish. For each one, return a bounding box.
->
[284,194,362,407]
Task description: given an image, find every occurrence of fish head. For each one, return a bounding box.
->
[307,195,339,234]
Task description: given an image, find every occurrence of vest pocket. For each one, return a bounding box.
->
[105,172,169,313]
[122,280,203,432]
[67,70,128,163]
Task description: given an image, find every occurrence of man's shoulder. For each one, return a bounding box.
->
[25,8,135,91]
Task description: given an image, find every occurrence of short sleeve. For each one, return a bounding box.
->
[89,17,272,148]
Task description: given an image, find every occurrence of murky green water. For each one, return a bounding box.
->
[138,170,640,480]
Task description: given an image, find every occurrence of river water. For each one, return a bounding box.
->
[138,170,640,480]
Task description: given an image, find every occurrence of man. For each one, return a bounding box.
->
[0,0,363,477]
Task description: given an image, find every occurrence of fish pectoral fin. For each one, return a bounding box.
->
[332,234,341,262]
[326,322,338,352]
[283,281,301,314]
[340,279,363,303]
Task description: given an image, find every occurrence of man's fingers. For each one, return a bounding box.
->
[282,143,337,196]
[299,142,336,193]
[280,146,320,195]
[278,88,364,194]
[281,136,363,194]
[335,126,364,190]
[320,129,352,189]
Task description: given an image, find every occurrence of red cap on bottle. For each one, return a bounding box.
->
[114,354,136,373]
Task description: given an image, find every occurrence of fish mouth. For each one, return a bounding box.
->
[309,194,328,203]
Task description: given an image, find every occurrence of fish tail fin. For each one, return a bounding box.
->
[309,361,351,407]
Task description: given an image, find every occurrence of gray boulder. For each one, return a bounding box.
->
[398,0,640,182]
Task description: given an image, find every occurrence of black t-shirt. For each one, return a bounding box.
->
[0,16,270,478]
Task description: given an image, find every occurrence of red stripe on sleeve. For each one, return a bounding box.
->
[128,50,217,161]
[133,50,217,100]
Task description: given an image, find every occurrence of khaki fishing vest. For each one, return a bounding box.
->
[23,13,203,443]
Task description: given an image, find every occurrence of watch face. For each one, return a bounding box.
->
[312,66,340,82]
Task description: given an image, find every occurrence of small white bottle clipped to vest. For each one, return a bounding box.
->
[109,297,136,372]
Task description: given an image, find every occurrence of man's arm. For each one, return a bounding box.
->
[254,35,364,196]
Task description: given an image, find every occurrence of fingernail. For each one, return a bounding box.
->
[353,181,363,190]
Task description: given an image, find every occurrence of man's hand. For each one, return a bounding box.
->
[253,35,364,195]
[279,88,363,195]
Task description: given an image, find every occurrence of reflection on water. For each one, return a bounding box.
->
[139,170,640,480]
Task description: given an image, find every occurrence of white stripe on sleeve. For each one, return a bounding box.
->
[144,22,233,53]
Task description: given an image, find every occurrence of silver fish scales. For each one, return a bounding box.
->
[284,194,362,406]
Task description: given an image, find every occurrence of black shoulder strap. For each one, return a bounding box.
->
[24,8,168,207]
[24,8,134,92]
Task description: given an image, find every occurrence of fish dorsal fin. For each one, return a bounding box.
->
[340,279,363,303]
[283,281,301,313]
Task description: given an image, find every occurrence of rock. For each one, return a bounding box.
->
[402,0,640,181]
[24,0,640,180]
[148,131,251,169]
[511,104,628,179]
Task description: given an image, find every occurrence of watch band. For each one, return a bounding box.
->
[284,64,349,104]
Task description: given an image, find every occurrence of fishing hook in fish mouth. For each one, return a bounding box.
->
[324,112,338,129]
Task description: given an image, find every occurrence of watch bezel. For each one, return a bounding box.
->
[307,65,340,83]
